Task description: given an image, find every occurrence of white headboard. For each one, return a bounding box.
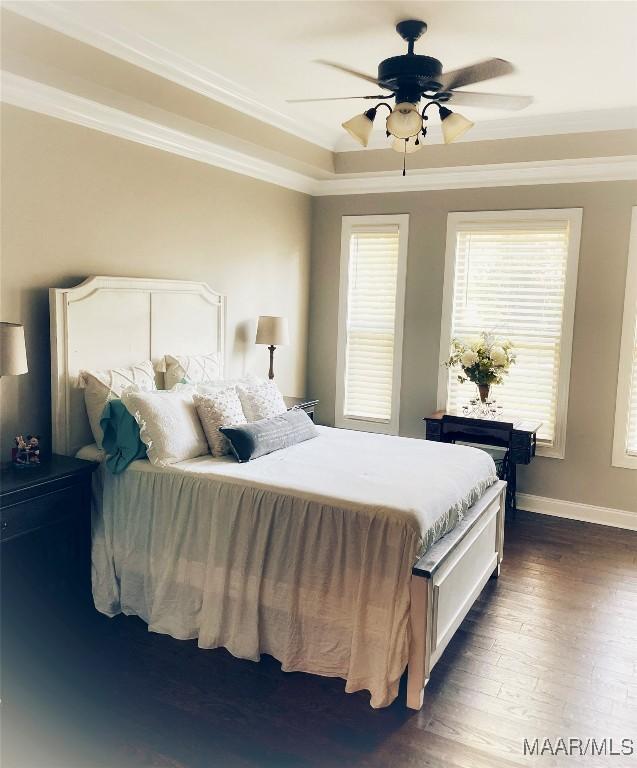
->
[50,275,226,456]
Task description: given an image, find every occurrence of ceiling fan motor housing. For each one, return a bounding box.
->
[378,55,444,104]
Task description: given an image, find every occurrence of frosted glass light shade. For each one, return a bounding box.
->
[341,111,375,147]
[386,102,423,139]
[439,107,474,144]
[391,136,422,154]
[256,316,289,346]
[0,322,28,376]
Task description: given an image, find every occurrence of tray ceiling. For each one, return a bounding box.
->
[7,0,637,150]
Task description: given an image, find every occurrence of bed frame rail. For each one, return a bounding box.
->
[406,480,506,709]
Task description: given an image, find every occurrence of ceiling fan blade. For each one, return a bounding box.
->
[447,90,533,111]
[286,94,388,103]
[438,58,515,91]
[315,59,381,87]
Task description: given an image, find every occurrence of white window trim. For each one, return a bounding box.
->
[612,207,637,469]
[335,214,409,435]
[437,208,582,459]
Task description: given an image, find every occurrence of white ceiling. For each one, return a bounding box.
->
[10,1,637,150]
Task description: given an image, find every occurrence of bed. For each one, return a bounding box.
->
[51,275,506,710]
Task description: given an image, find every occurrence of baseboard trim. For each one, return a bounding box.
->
[517,493,637,531]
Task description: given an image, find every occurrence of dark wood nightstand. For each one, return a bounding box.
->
[284,396,319,422]
[1,454,96,620]
[1,455,99,758]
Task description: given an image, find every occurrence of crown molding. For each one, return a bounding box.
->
[313,155,637,196]
[335,105,637,152]
[3,72,636,198]
[4,0,334,152]
[1,72,316,195]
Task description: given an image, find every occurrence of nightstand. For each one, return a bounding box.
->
[1,454,96,619]
[1,455,98,753]
[284,396,319,422]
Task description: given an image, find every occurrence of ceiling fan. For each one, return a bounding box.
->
[288,20,532,172]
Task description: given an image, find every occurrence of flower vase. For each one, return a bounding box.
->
[477,384,490,403]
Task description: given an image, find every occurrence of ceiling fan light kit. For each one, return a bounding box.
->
[297,19,532,174]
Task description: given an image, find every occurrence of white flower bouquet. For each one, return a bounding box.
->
[445,332,515,401]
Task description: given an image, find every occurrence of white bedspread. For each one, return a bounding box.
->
[91,426,496,707]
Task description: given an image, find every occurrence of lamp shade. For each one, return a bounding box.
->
[386,102,423,139]
[391,136,422,154]
[341,109,375,147]
[0,322,28,376]
[439,106,474,144]
[256,316,289,346]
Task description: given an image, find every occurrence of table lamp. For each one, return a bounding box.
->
[0,322,28,378]
[256,316,289,379]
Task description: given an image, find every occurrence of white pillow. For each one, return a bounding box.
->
[122,387,208,466]
[80,360,156,449]
[196,373,258,396]
[193,388,247,457]
[163,352,222,389]
[236,378,287,422]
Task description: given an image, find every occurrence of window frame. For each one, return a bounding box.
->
[612,206,637,469]
[437,208,583,459]
[335,214,409,435]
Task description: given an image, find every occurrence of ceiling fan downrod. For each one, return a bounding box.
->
[395,19,428,56]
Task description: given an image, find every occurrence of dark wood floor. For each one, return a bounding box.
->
[3,511,637,768]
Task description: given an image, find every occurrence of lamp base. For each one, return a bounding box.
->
[268,345,276,380]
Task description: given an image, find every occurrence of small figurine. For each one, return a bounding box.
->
[13,434,41,467]
[26,435,41,463]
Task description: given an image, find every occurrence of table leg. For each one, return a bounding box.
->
[506,461,517,519]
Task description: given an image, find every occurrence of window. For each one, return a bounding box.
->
[438,209,582,458]
[612,207,637,469]
[336,215,408,434]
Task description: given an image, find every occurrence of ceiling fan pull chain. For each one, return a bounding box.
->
[403,141,407,176]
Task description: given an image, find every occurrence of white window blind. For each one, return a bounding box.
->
[336,216,408,434]
[612,206,637,468]
[344,226,399,421]
[440,211,581,456]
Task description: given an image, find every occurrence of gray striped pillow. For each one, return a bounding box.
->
[220,408,317,462]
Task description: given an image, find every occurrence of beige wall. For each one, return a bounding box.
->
[309,181,637,513]
[0,104,312,455]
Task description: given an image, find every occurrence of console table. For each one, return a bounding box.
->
[424,411,541,516]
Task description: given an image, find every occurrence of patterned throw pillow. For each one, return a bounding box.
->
[163,352,221,389]
[80,360,156,449]
[122,387,209,466]
[193,388,247,457]
[236,378,287,422]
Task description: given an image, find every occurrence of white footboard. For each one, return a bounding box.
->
[406,480,506,709]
